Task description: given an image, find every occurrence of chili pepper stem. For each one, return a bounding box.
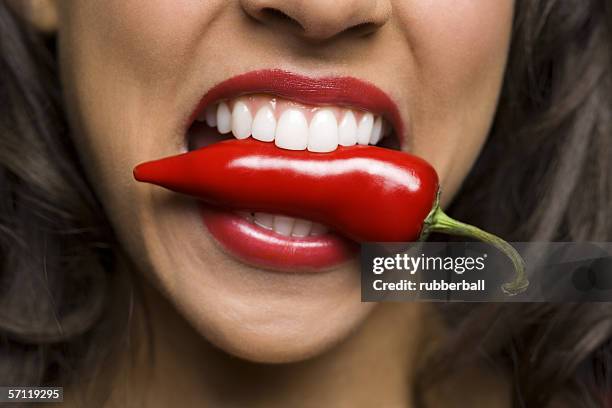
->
[420,191,529,296]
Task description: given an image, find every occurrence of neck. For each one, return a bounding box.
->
[95,275,442,408]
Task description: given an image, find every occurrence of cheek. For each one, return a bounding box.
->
[55,1,216,282]
[397,0,514,204]
[65,0,208,80]
[56,1,219,219]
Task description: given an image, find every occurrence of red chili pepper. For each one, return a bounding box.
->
[133,138,528,295]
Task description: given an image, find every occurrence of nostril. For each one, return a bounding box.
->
[240,0,391,42]
[342,22,381,38]
[260,7,303,30]
[257,9,379,41]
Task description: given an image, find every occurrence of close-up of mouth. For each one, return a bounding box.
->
[158,69,404,272]
[133,68,527,294]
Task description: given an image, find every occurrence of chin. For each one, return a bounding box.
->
[161,256,375,364]
[203,310,372,364]
[212,309,374,364]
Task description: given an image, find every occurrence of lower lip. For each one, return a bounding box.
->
[201,205,358,271]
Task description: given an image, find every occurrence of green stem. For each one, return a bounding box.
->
[420,192,529,296]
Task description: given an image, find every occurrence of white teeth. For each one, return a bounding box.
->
[252,106,276,142]
[356,112,374,145]
[231,101,252,140]
[216,102,232,134]
[370,116,383,145]
[308,109,338,153]
[273,215,295,236]
[275,109,309,150]
[338,111,358,146]
[291,219,313,237]
[205,105,217,127]
[254,212,274,230]
[198,98,389,151]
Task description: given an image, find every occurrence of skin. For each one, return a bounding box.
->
[18,0,513,406]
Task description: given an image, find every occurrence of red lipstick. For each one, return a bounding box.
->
[202,206,357,271]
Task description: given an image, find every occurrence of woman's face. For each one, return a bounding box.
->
[55,0,513,362]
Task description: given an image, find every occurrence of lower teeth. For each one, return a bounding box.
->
[236,211,329,238]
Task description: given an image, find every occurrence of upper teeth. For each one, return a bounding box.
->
[196,95,390,152]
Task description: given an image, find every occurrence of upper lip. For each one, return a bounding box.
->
[188,69,404,144]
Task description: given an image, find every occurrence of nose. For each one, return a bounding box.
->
[240,0,392,42]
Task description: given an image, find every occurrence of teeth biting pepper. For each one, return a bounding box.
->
[133,139,528,295]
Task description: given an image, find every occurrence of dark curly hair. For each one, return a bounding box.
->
[0,1,610,407]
